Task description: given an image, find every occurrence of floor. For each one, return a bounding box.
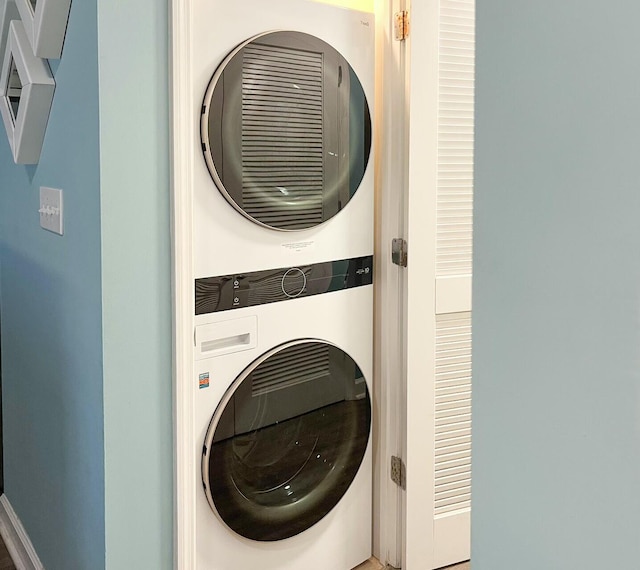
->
[355,557,470,570]
[0,535,471,570]
[0,534,15,570]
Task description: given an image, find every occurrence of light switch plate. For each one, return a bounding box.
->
[39,186,63,235]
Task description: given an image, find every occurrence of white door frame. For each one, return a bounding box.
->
[170,0,197,568]
[401,0,440,568]
[372,0,407,567]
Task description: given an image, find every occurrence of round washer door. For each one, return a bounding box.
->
[201,31,372,231]
[202,340,371,541]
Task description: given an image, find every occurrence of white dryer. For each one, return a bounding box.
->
[192,0,375,278]
[193,259,373,569]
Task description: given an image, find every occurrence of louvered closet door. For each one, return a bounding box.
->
[403,0,474,567]
[433,0,475,567]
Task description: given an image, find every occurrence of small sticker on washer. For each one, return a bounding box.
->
[282,240,315,253]
[199,373,210,389]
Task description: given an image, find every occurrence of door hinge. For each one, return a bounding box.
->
[392,238,408,267]
[394,10,410,41]
[391,455,406,489]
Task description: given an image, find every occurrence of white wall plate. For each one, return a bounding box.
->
[0,20,54,164]
[15,0,71,59]
[0,0,20,63]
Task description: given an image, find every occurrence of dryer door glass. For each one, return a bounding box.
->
[201,31,372,231]
[202,340,371,541]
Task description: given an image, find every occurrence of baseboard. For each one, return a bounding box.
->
[0,494,44,570]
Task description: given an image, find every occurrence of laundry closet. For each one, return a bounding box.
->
[171,1,475,569]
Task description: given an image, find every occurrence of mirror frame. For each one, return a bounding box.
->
[0,20,54,164]
[15,0,71,59]
[0,0,20,65]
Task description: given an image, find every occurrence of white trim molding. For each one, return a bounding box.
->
[171,1,196,569]
[15,0,72,59]
[372,0,407,566]
[0,495,44,570]
[402,0,441,568]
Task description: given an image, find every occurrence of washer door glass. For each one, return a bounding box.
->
[202,340,371,541]
[201,31,372,231]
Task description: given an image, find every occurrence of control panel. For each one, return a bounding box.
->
[195,256,373,315]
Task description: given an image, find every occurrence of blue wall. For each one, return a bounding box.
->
[97,1,172,568]
[0,1,104,569]
[473,1,640,568]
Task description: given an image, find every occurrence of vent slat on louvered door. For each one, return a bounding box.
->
[242,44,325,229]
[435,313,472,515]
[436,0,474,278]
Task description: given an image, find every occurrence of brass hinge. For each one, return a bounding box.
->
[394,10,410,41]
[392,238,408,267]
[391,455,406,489]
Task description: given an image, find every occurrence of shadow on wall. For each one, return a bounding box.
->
[0,244,104,570]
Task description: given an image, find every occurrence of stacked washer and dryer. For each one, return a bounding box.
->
[191,1,375,568]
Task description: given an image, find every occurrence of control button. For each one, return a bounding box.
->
[281,268,307,298]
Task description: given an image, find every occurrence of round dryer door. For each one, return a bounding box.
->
[202,340,371,541]
[201,31,372,231]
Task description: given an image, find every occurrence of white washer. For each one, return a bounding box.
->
[194,281,373,570]
[192,0,375,278]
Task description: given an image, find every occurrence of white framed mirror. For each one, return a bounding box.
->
[0,20,54,164]
[1,0,20,63]
[15,0,71,59]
